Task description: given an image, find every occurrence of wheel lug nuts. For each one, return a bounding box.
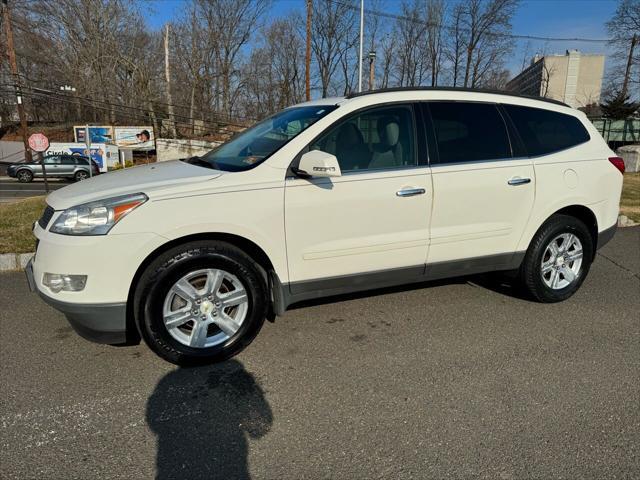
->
[201,315,206,320]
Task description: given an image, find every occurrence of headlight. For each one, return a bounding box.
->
[50,193,147,235]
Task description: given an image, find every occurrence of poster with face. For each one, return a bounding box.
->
[114,127,155,150]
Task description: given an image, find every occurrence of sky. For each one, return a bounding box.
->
[141,0,619,76]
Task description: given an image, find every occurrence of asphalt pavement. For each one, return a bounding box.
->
[1,228,639,479]
[0,177,66,203]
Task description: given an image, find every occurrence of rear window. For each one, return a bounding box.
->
[503,105,590,156]
[428,102,511,163]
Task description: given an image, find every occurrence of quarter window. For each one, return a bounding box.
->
[311,105,416,172]
[428,102,511,163]
[503,104,590,156]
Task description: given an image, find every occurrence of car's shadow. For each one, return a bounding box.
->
[146,360,272,480]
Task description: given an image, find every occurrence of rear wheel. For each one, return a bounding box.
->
[17,169,33,183]
[74,170,89,181]
[134,241,268,365]
[519,214,593,303]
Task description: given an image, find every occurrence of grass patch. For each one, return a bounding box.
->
[621,172,640,223]
[0,196,45,254]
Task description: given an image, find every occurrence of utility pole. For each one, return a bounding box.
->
[368,51,376,91]
[357,0,364,93]
[621,33,637,99]
[305,0,312,101]
[163,24,177,138]
[2,0,31,161]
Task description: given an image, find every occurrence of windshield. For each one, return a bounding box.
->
[199,105,337,171]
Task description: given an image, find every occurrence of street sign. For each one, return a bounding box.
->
[28,133,49,152]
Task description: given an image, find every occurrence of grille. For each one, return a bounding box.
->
[38,205,55,229]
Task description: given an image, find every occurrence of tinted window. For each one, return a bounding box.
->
[312,104,416,172]
[503,104,590,156]
[61,156,75,165]
[43,156,61,165]
[428,102,511,163]
[76,157,90,165]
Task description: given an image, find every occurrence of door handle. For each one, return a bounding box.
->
[508,177,531,186]
[396,188,426,197]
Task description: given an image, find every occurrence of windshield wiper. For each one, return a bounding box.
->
[182,156,218,170]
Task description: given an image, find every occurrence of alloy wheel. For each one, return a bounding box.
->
[540,233,583,290]
[162,268,249,348]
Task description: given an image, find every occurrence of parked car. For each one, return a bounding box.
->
[7,154,100,182]
[26,88,624,365]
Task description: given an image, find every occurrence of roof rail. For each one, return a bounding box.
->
[345,86,569,107]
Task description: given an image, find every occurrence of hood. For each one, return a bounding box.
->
[46,160,222,209]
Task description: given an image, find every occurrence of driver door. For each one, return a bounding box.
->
[35,156,61,177]
[284,103,432,294]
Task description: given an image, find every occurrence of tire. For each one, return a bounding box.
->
[74,170,89,182]
[519,214,593,303]
[17,169,33,183]
[134,241,268,365]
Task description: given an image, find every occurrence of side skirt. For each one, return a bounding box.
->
[271,251,526,314]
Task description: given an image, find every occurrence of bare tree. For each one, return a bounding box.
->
[442,3,465,87]
[540,60,557,98]
[605,0,640,98]
[311,0,358,97]
[426,0,446,86]
[193,0,268,116]
[394,0,428,87]
[461,0,519,88]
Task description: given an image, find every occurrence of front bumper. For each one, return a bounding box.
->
[26,258,127,344]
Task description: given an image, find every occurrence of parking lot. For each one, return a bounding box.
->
[1,227,638,479]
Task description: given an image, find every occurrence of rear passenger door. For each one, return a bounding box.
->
[60,156,77,176]
[424,101,535,268]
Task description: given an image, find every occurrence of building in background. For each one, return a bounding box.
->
[507,50,605,108]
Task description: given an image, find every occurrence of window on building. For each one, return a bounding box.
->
[503,104,590,156]
[428,102,511,163]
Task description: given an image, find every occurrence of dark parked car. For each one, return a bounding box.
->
[7,154,100,182]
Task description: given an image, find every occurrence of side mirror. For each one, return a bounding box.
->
[296,150,342,178]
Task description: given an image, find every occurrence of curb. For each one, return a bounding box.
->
[0,253,34,271]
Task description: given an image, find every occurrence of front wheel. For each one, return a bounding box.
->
[519,214,593,303]
[134,241,268,365]
[17,169,33,183]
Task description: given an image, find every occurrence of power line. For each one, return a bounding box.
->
[329,0,618,44]
[1,81,254,129]
[0,86,249,136]
[12,72,259,124]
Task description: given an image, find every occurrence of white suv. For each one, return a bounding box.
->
[26,88,624,365]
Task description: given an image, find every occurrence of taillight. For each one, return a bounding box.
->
[609,156,625,174]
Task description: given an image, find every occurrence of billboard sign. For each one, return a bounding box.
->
[74,126,114,144]
[47,142,119,172]
[114,126,155,150]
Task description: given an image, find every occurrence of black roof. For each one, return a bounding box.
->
[345,87,569,107]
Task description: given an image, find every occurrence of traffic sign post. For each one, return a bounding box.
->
[28,133,50,193]
[85,124,92,178]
